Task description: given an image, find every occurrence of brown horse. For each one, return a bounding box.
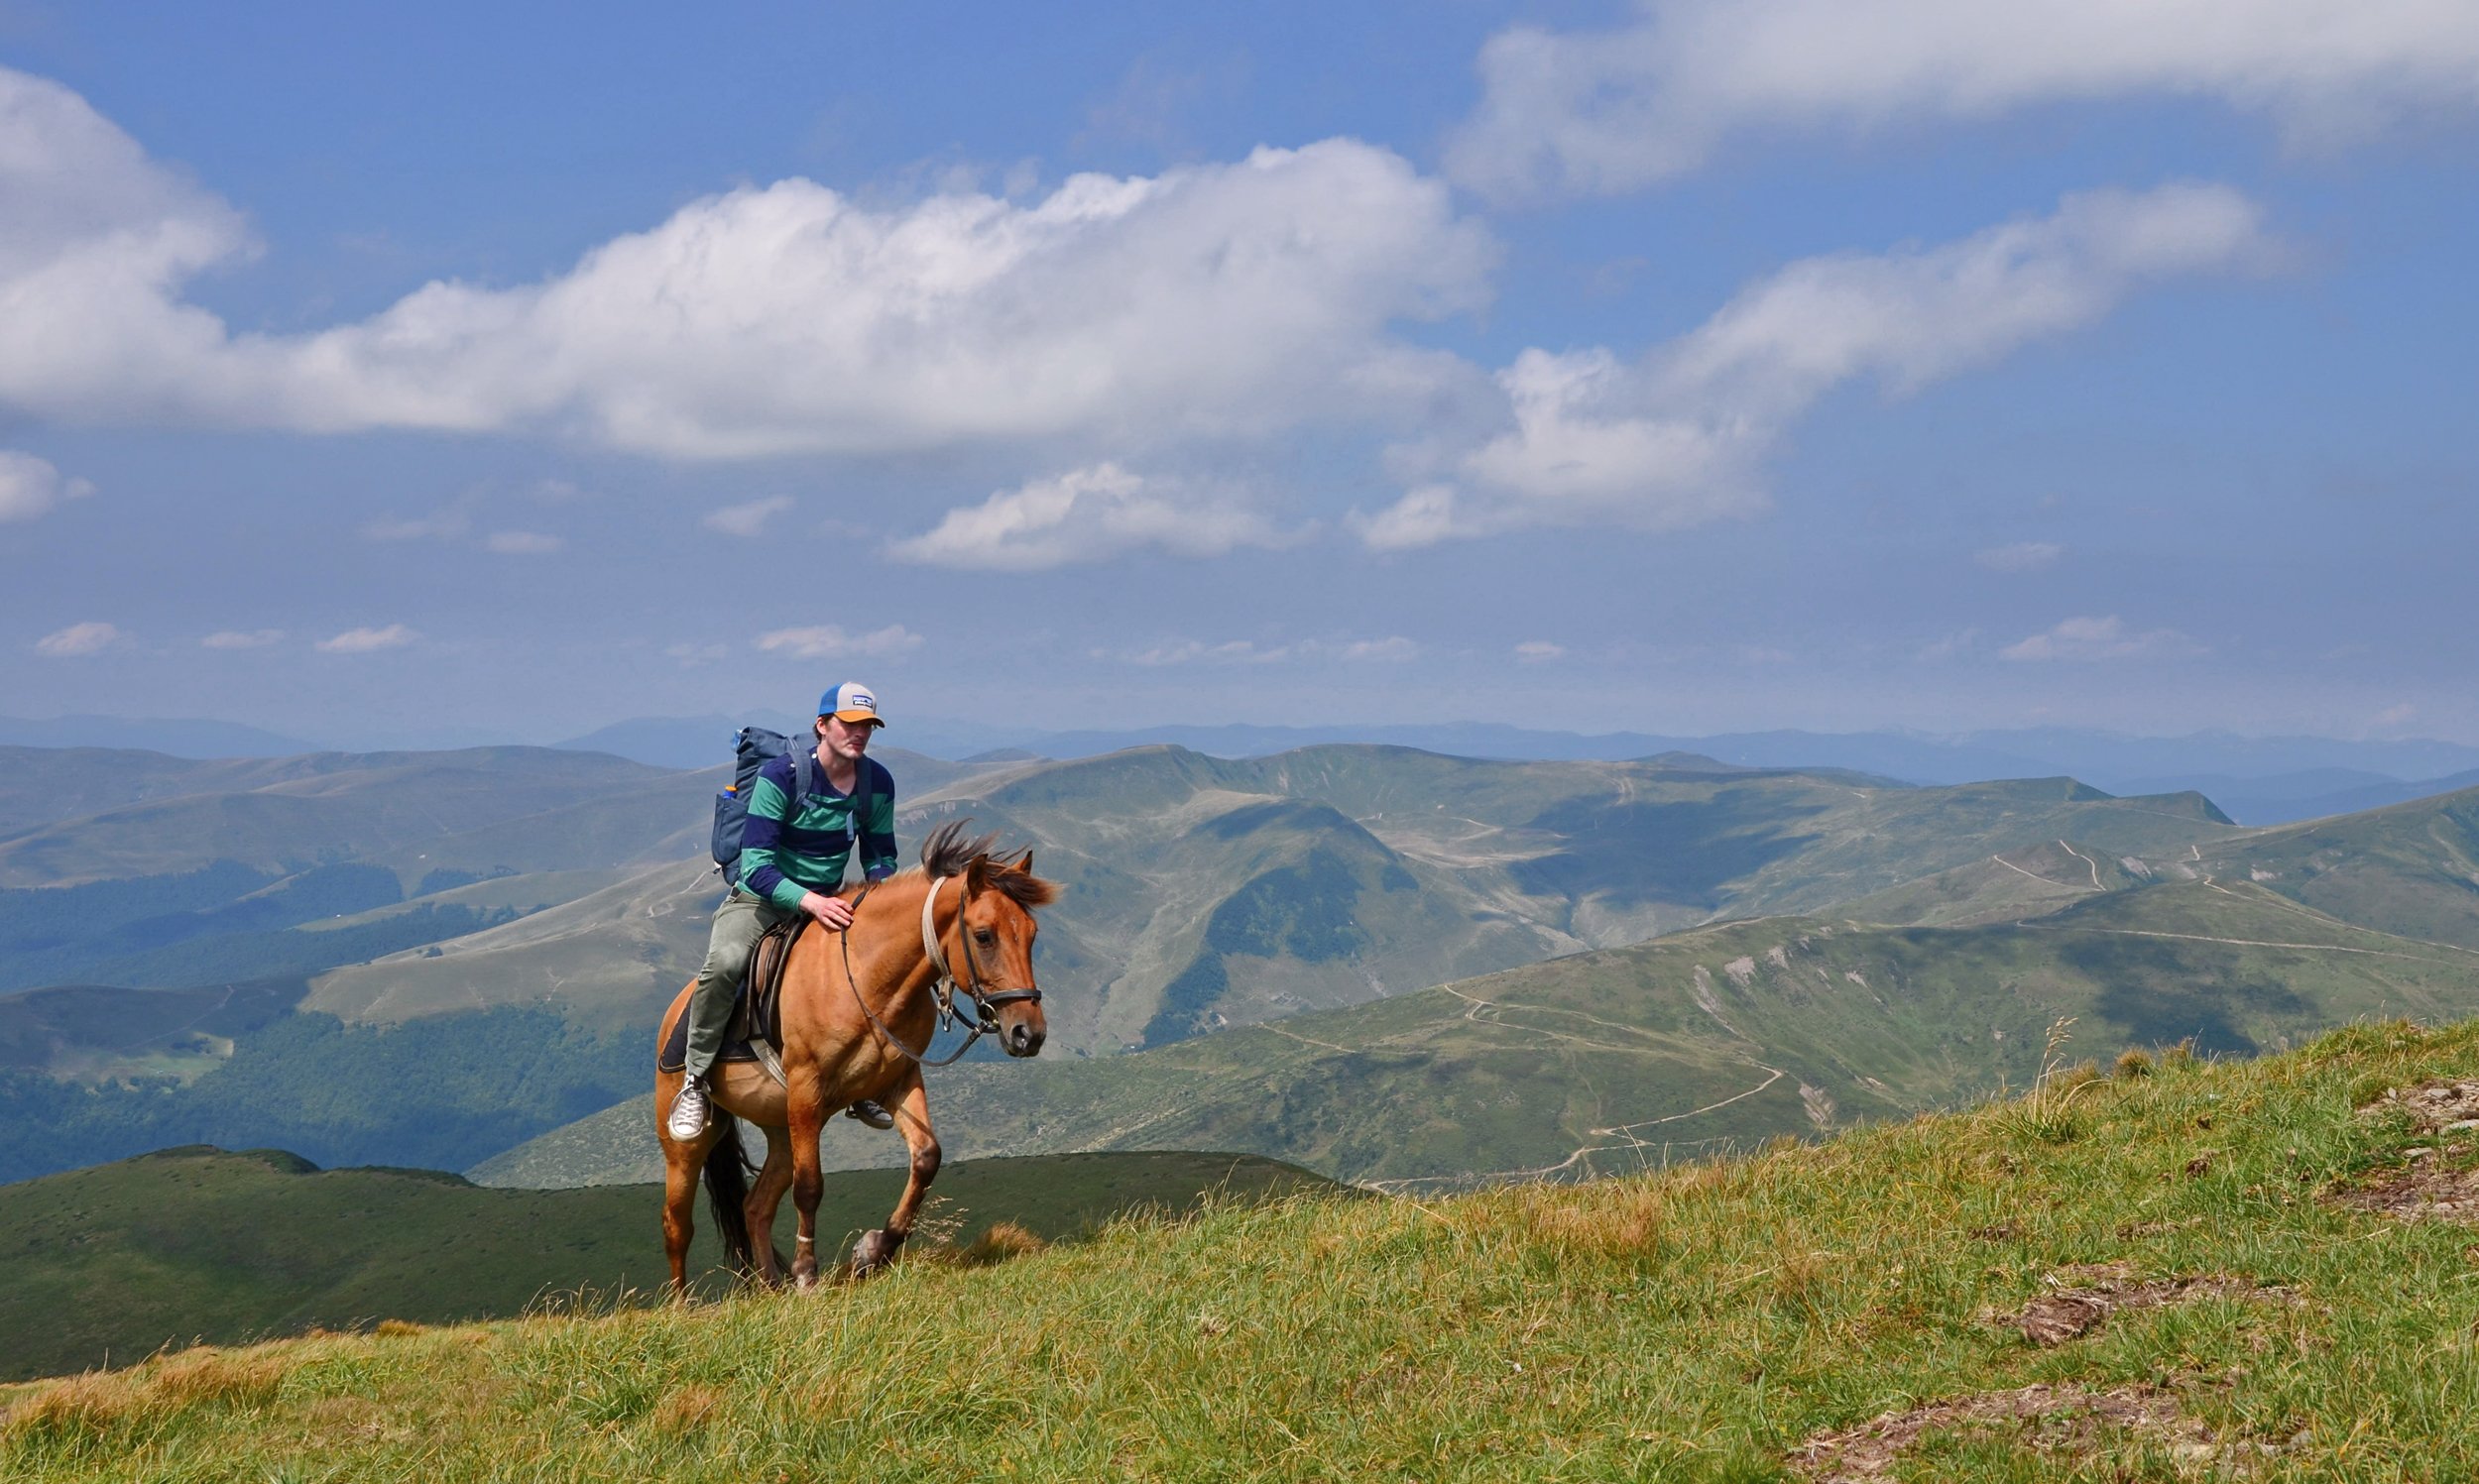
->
[654,820,1058,1292]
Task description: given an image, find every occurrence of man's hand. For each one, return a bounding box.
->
[801,891,856,931]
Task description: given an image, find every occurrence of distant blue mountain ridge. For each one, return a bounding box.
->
[11,713,2479,826]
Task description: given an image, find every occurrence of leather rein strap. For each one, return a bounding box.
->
[839,873,1042,1068]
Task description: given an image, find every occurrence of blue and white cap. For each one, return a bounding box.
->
[819,680,885,728]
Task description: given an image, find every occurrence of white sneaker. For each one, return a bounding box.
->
[666,1077,711,1141]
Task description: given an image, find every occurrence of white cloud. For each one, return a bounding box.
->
[1338,636,1419,662]
[1450,0,2479,202]
[484,530,562,555]
[1514,640,1567,662]
[317,624,417,653]
[1120,635,1417,666]
[34,621,119,656]
[1358,184,2272,547]
[702,496,793,537]
[891,463,1297,570]
[0,450,94,522]
[754,625,924,660]
[2000,615,2205,662]
[1974,541,2065,572]
[364,510,470,542]
[2368,702,2419,730]
[1127,638,1290,667]
[200,628,284,649]
[0,66,1497,460]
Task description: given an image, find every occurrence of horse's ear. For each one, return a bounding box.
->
[965,854,991,890]
[1012,851,1033,875]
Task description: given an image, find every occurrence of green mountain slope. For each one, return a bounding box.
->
[881,745,2237,1054]
[0,742,2260,1184]
[0,1145,1338,1382]
[0,747,672,888]
[17,1021,2479,1478]
[2190,783,2479,949]
[488,878,2479,1191]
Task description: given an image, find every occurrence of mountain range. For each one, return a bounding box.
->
[4,732,2476,1192]
[14,712,2479,823]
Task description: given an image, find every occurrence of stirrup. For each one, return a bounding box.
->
[844,1099,895,1130]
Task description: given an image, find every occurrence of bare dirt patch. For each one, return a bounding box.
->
[1994,1263,2295,1347]
[1787,1383,2219,1480]
[2331,1163,2479,1223]
[2359,1079,2479,1134]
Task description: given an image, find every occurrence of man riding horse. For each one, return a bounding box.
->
[667,680,900,1141]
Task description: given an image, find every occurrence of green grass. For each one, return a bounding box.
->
[0,1007,649,1182]
[13,1019,2479,1478]
[0,1146,1338,1383]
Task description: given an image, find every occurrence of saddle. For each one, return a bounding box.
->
[656,914,807,1075]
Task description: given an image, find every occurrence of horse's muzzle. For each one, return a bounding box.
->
[1004,1019,1044,1057]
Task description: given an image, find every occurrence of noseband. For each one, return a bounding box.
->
[839,873,1040,1067]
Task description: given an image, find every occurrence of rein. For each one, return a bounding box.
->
[837,873,1041,1068]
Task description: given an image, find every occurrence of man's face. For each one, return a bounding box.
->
[821,715,875,760]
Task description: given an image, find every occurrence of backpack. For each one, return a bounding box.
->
[709,727,875,887]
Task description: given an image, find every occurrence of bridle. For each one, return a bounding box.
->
[838,872,1042,1067]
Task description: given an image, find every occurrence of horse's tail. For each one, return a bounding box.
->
[699,1110,760,1276]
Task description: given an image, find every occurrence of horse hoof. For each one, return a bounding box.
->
[852,1227,902,1277]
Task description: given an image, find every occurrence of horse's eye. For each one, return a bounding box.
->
[974,929,997,946]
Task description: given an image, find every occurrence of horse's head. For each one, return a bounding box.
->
[962,851,1057,1056]
[924,821,1061,1058]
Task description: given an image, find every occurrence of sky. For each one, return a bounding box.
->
[2,1,2475,747]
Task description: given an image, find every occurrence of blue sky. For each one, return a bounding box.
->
[2,1,2474,747]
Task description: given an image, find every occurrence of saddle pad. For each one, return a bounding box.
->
[653,913,809,1073]
[656,1015,759,1074]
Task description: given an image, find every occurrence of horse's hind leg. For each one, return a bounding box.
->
[745,1122,794,1288]
[854,1070,937,1279]
[658,1123,705,1299]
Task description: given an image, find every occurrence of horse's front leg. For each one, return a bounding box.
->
[854,1069,936,1279]
[786,1076,830,1290]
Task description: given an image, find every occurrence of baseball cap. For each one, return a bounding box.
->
[818,681,885,728]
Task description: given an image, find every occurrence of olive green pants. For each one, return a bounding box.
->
[683,887,795,1082]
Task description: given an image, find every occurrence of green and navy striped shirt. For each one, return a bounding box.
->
[736,751,898,910]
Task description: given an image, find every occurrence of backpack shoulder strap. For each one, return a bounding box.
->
[849,754,874,831]
[792,742,816,809]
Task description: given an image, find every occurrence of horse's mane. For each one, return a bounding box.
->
[915,818,1060,907]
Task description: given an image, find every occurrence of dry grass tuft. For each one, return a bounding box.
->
[145,1348,284,1410]
[2114,1047,2155,1079]
[373,1319,424,1338]
[1995,1019,2101,1145]
[2,1373,139,1437]
[649,1383,726,1433]
[1551,1183,1666,1259]
[956,1221,1048,1267]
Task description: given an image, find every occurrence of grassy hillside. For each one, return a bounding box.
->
[15,1020,2479,1478]
[0,747,672,889]
[0,1145,1338,1383]
[1,742,2242,1063]
[882,744,2237,1055]
[488,878,2479,1190]
[2193,783,2479,949]
[0,1004,647,1183]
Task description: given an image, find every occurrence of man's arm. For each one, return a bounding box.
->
[859,759,899,881]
